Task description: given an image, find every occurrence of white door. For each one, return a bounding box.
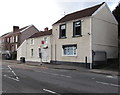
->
[42,49,49,62]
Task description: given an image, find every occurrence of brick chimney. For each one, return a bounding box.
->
[13,26,19,32]
[44,27,48,31]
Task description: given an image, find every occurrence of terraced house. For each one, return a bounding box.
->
[16,2,118,69]
[17,28,52,63]
[51,2,118,68]
[1,25,39,59]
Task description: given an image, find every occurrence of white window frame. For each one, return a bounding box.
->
[62,45,77,56]
[30,38,34,45]
[16,35,18,42]
[12,36,14,43]
[31,48,34,57]
[38,47,42,57]
[7,38,9,43]
[44,37,47,44]
[15,44,17,50]
[10,37,12,43]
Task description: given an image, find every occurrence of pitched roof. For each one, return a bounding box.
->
[53,2,104,25]
[1,26,29,37]
[29,29,52,39]
[14,26,29,33]
[1,25,32,38]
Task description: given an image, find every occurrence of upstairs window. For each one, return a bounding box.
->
[12,36,14,43]
[73,21,81,37]
[16,35,18,42]
[44,37,47,44]
[30,39,34,45]
[7,38,10,43]
[10,37,12,43]
[59,24,66,38]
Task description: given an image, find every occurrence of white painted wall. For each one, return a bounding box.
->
[17,35,52,63]
[17,40,27,60]
[52,17,92,63]
[92,4,118,59]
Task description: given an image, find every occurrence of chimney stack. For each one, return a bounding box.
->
[13,26,19,32]
[44,27,48,31]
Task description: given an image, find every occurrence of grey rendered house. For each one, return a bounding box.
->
[17,28,52,63]
[51,2,118,68]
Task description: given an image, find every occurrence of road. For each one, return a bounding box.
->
[1,61,119,94]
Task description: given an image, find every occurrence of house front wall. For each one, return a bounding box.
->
[92,4,118,59]
[17,35,51,63]
[52,17,92,64]
[17,40,27,60]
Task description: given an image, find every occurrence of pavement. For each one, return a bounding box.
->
[2,60,119,76]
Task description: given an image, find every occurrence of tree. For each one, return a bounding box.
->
[112,2,120,38]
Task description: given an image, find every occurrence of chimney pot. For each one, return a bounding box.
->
[44,27,48,31]
[13,26,19,32]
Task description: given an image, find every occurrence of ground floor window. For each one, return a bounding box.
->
[62,44,77,56]
[31,49,34,56]
[38,48,42,58]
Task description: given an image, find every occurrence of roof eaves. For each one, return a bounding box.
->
[28,30,52,39]
[53,2,104,25]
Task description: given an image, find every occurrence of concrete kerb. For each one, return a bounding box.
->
[89,69,119,76]
[2,60,119,76]
[25,62,119,76]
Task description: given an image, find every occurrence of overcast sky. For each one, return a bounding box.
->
[0,0,119,36]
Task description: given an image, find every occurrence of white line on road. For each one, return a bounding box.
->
[8,65,12,71]
[4,75,19,82]
[96,81,120,87]
[36,70,72,78]
[7,65,19,80]
[43,89,60,95]
[11,70,17,76]
[106,75,117,79]
[106,75,113,78]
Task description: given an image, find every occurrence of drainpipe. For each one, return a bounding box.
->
[55,44,56,64]
[90,17,93,69]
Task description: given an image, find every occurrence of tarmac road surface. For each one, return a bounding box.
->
[2,61,119,94]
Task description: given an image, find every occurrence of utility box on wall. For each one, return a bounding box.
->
[93,51,107,66]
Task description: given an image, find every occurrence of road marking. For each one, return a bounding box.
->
[36,70,72,78]
[106,75,117,79]
[96,81,120,87]
[106,76,113,78]
[8,65,12,71]
[3,75,19,82]
[11,70,17,76]
[7,65,19,80]
[43,89,60,95]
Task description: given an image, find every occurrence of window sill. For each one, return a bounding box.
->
[62,55,77,57]
[59,37,67,39]
[72,35,82,38]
